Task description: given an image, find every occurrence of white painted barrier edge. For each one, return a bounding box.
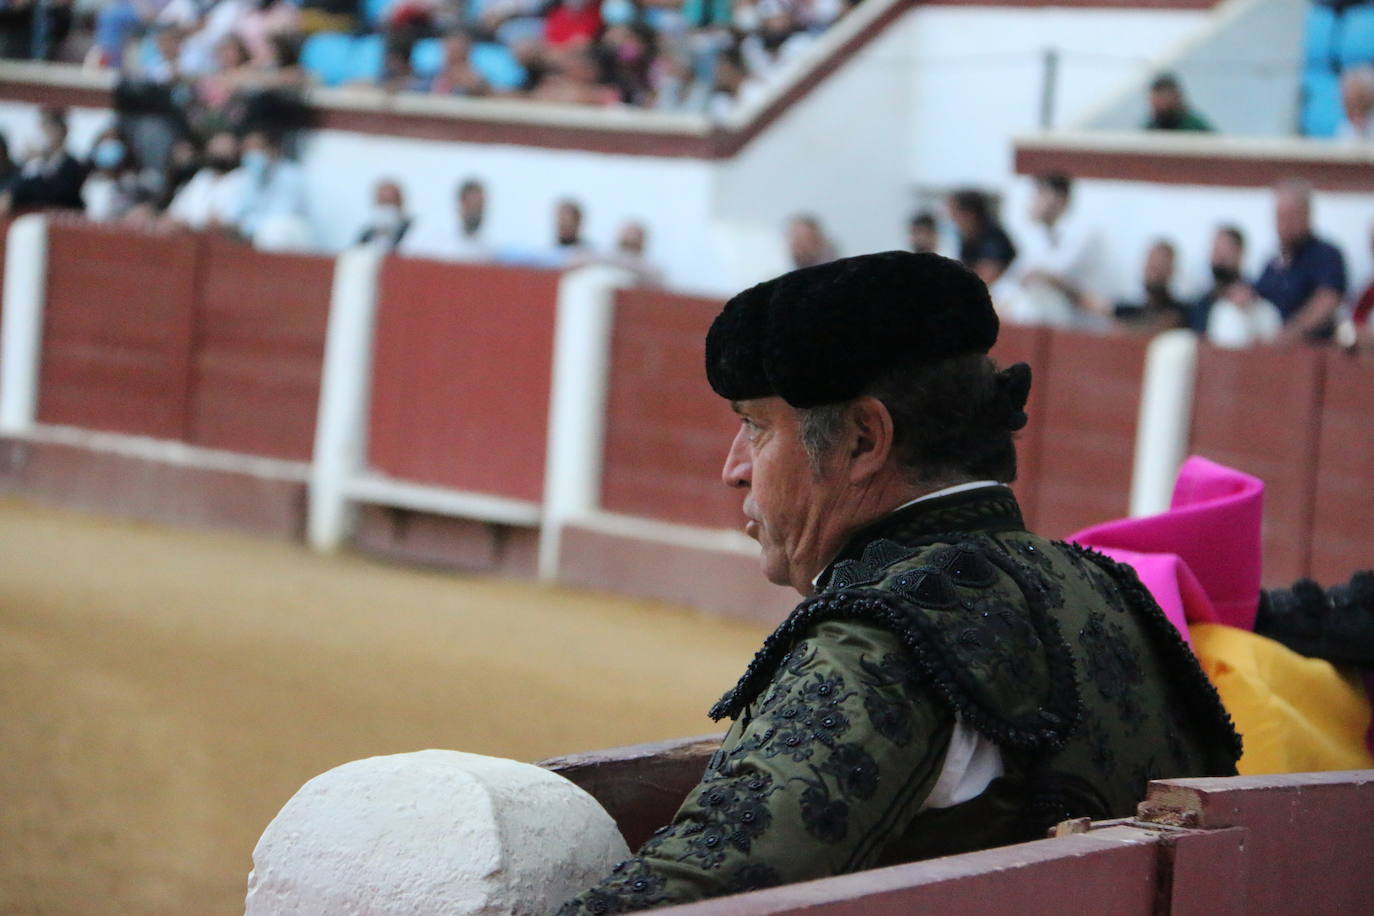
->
[538,265,634,580]
[308,245,385,551]
[1129,329,1199,518]
[0,214,49,434]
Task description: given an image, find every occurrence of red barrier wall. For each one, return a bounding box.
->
[367,259,558,502]
[1031,330,1145,539]
[1191,344,1325,586]
[189,238,332,461]
[38,220,200,439]
[1309,351,1374,584]
[35,220,330,460]
[990,325,1050,532]
[599,288,741,529]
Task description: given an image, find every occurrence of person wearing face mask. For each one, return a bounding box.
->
[0,106,86,214]
[81,127,143,222]
[356,179,412,251]
[229,129,311,250]
[1193,225,1282,349]
[1099,239,1189,334]
[167,130,247,230]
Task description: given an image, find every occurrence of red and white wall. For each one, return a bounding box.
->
[2,217,1370,625]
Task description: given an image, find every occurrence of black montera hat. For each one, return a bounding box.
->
[705,250,999,407]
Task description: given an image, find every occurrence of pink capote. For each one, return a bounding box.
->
[1068,456,1266,646]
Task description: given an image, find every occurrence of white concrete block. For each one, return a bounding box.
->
[246,750,630,916]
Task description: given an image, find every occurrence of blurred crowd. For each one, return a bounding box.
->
[791,173,1374,353]
[0,0,858,119]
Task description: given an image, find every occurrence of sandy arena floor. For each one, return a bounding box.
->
[0,499,768,915]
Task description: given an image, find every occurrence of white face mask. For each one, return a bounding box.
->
[371,203,403,231]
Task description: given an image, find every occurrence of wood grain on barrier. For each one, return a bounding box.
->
[368,258,559,501]
[600,289,741,529]
[189,238,332,461]
[1190,343,1324,586]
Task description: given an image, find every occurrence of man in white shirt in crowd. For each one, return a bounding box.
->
[166,130,244,230]
[1004,173,1105,327]
[399,178,489,262]
[231,129,310,250]
[1193,225,1283,349]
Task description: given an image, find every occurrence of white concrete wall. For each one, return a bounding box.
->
[1079,0,1306,137]
[711,15,915,286]
[902,5,1211,189]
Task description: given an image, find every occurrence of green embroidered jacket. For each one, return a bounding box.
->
[558,486,1241,914]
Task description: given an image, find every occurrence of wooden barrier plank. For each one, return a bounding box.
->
[1140,770,1374,915]
[367,258,559,502]
[659,826,1161,915]
[1190,344,1324,586]
[990,325,1050,532]
[1309,351,1374,585]
[1031,330,1145,539]
[600,289,740,530]
[189,237,332,461]
[38,220,198,440]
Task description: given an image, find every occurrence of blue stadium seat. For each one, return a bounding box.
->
[1301,67,1344,137]
[1306,4,1337,66]
[472,42,527,92]
[350,33,387,84]
[411,37,445,78]
[1337,5,1374,65]
[300,32,355,87]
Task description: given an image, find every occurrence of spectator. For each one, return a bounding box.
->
[604,219,664,285]
[599,22,656,105]
[947,189,1015,286]
[1337,224,1374,352]
[427,32,489,96]
[1255,179,1347,342]
[0,131,16,188]
[1144,73,1212,132]
[231,129,310,248]
[907,210,937,255]
[81,126,144,222]
[786,213,836,269]
[128,22,187,84]
[1192,225,1282,349]
[1336,65,1374,142]
[531,47,619,105]
[1007,172,1104,327]
[551,196,590,260]
[235,0,301,67]
[399,177,489,260]
[1101,239,1189,333]
[356,178,413,250]
[739,0,814,81]
[0,106,86,214]
[545,0,601,47]
[708,47,766,121]
[162,135,204,206]
[167,130,244,229]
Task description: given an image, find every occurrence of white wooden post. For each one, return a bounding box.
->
[0,214,49,434]
[308,245,385,552]
[1129,329,1199,517]
[538,265,633,580]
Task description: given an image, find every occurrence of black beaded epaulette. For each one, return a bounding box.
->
[711,538,1082,755]
[1065,542,1244,771]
